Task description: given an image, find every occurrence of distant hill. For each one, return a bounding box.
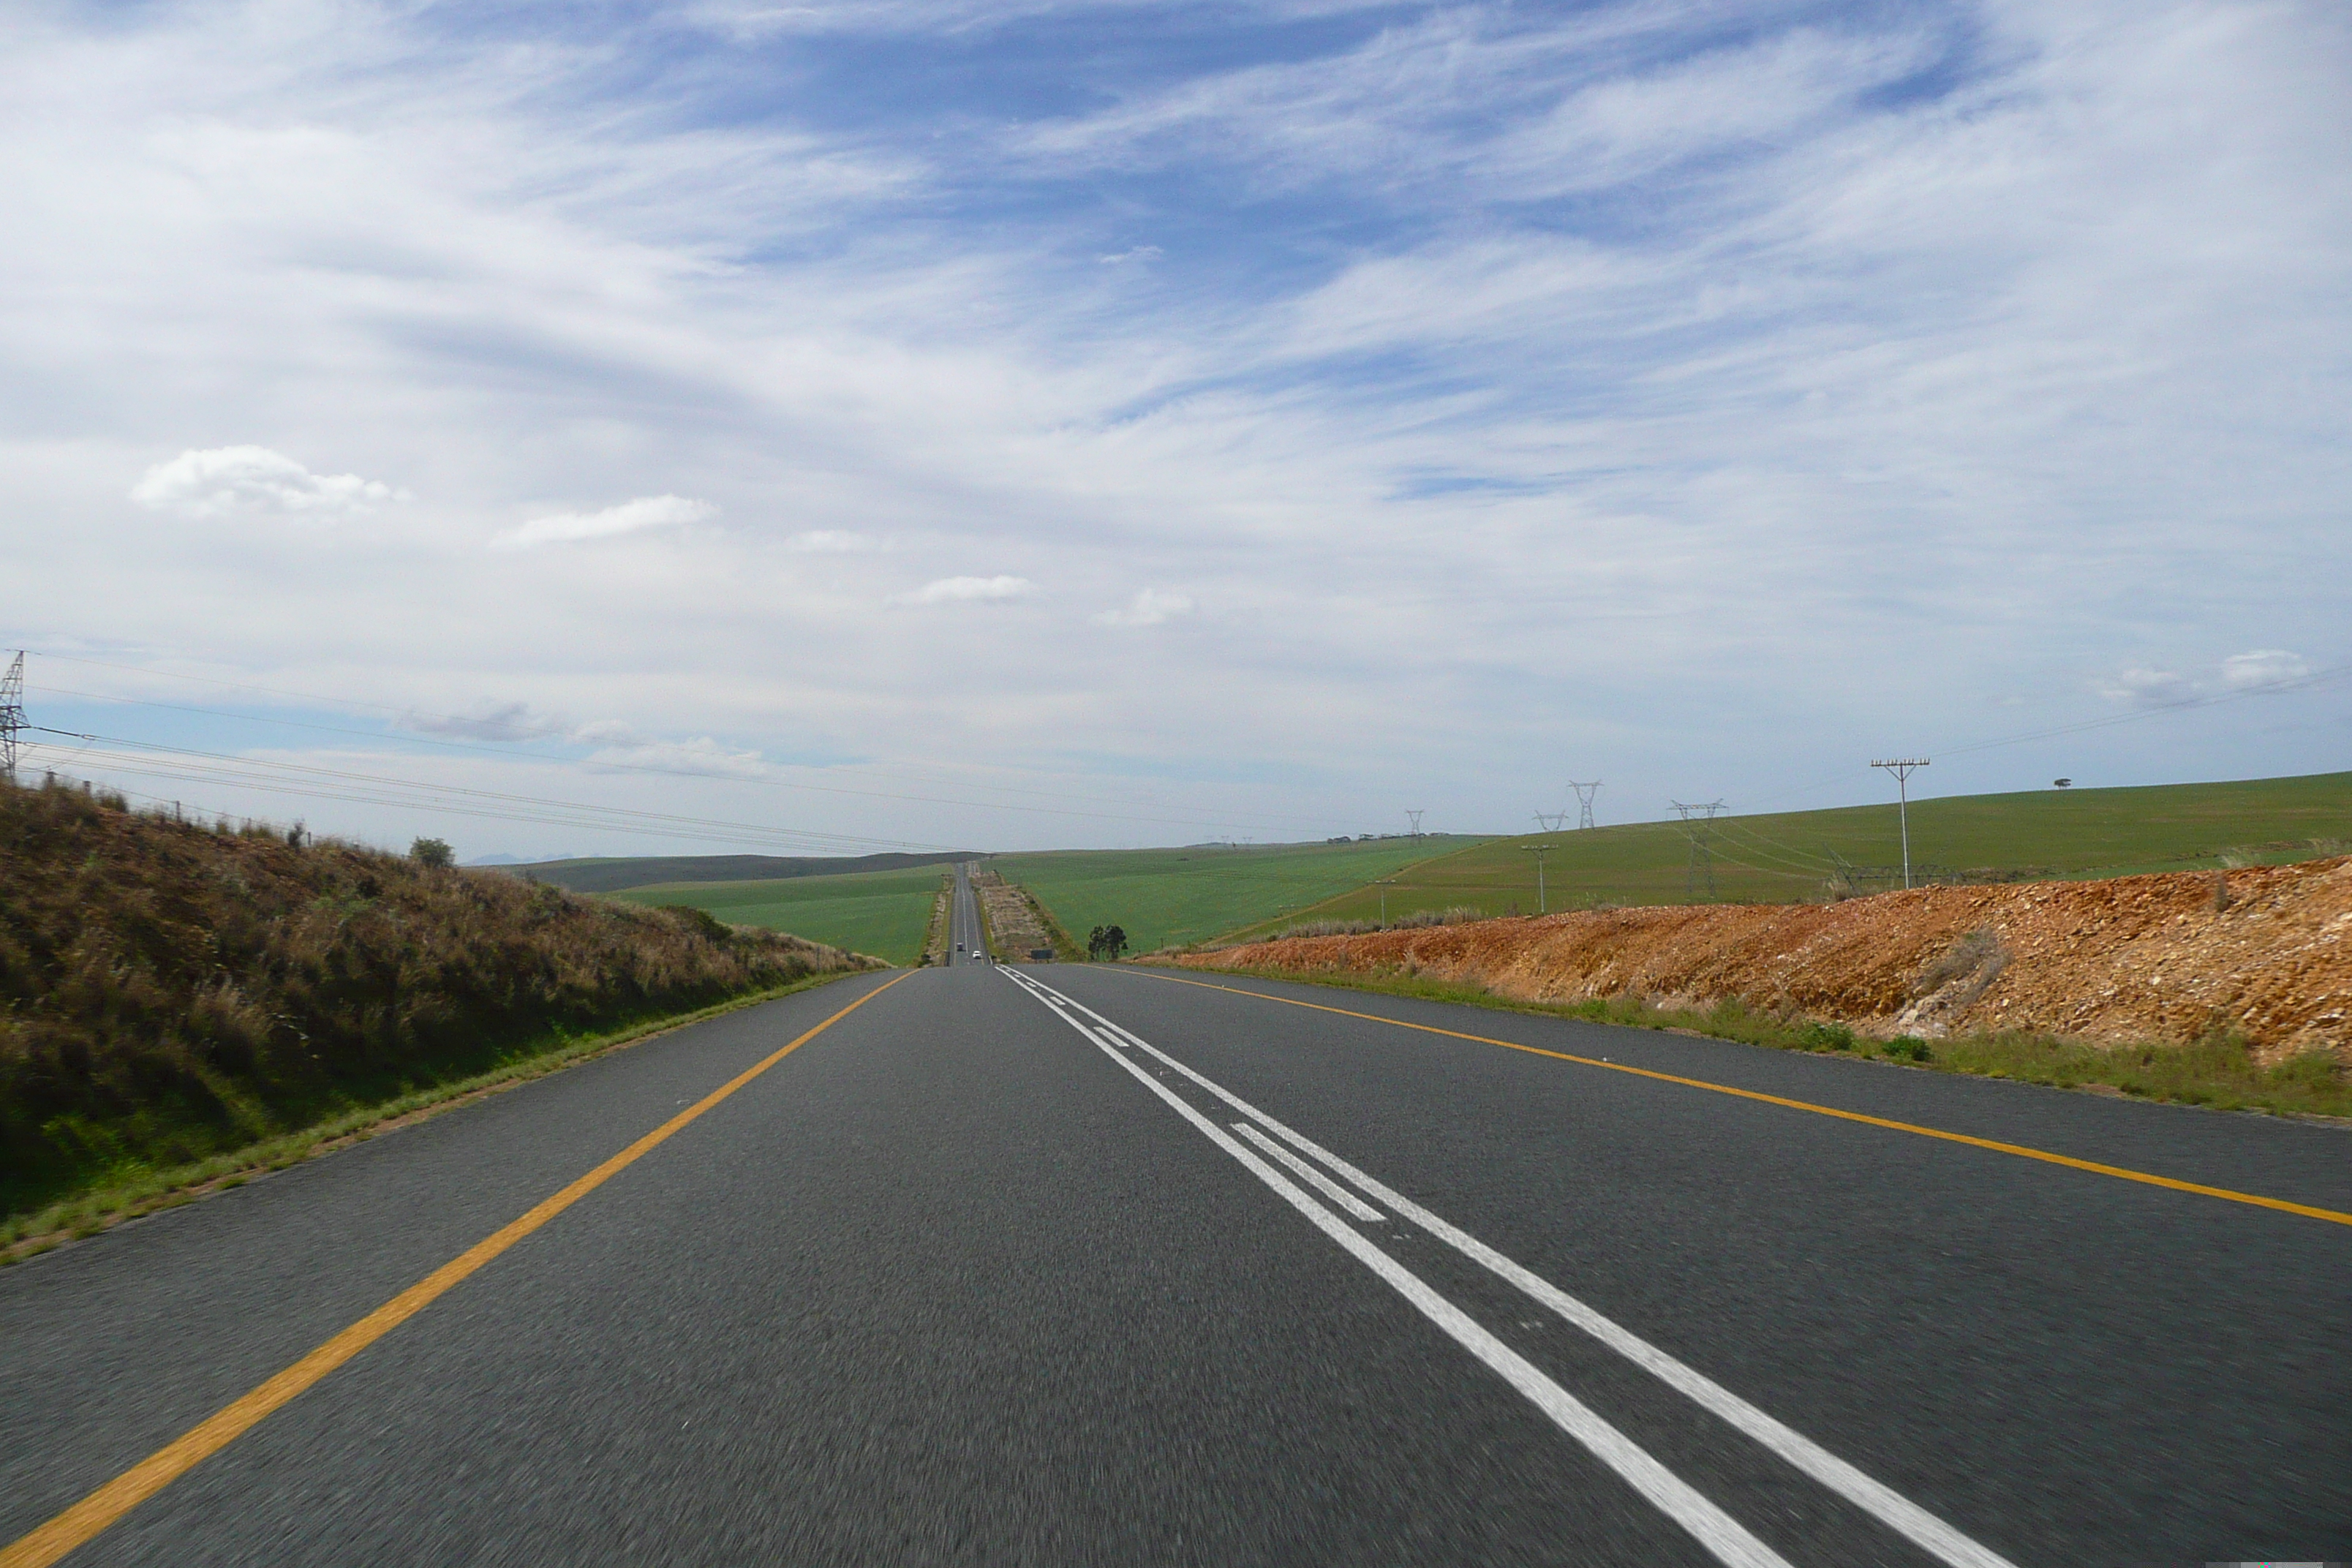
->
[1224,770,2352,938]
[496,851,976,895]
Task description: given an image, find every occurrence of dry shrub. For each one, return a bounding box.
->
[0,777,872,1213]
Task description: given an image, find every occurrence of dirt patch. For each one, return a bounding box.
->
[1180,858,2352,1063]
[974,869,1056,957]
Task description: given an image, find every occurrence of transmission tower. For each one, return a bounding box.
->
[1532,810,1569,832]
[1568,780,1601,831]
[1405,809,1425,844]
[1669,799,1726,899]
[1870,758,1930,889]
[0,651,23,785]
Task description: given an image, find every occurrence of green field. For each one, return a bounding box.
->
[617,866,947,965]
[1222,772,2352,938]
[990,837,1482,954]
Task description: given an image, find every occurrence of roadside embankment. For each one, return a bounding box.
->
[973,867,1081,960]
[1178,858,2352,1064]
[0,776,877,1221]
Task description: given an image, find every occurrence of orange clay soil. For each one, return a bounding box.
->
[1177,857,2352,1064]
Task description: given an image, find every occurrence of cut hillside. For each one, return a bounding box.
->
[0,777,873,1216]
[1183,858,2352,1064]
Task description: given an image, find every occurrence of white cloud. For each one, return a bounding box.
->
[1093,588,1194,627]
[2094,666,2195,709]
[2220,649,2313,690]
[492,495,714,549]
[587,735,778,779]
[785,529,873,552]
[899,574,1035,604]
[129,445,405,518]
[1098,245,1162,265]
[2098,649,2314,708]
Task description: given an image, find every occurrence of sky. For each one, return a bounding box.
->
[2,0,2346,859]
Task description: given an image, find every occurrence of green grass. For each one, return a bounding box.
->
[990,837,1484,954]
[1164,965,2351,1121]
[616,865,948,965]
[4,968,868,1259]
[1226,772,2352,935]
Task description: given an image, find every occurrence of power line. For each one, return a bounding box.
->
[23,652,1343,833]
[1668,799,1726,899]
[25,731,962,855]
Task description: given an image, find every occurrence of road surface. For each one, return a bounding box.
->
[949,862,989,965]
[4,958,2346,1564]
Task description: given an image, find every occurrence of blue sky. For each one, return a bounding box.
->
[2,0,2346,856]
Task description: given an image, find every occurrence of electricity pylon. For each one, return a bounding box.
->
[1669,799,1726,899]
[0,652,23,784]
[1568,780,1601,830]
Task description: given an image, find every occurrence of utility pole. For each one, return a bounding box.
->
[1405,809,1425,845]
[1871,758,1930,889]
[1669,799,1726,899]
[1520,843,1555,914]
[0,651,23,785]
[1568,780,1601,831]
[1374,877,1398,923]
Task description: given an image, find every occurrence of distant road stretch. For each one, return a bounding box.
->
[5,958,2347,1564]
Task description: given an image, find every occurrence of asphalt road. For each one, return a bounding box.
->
[3,959,2346,1565]
[949,862,989,965]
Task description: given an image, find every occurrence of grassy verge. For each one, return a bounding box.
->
[2,968,870,1265]
[1148,962,2351,1122]
[1022,884,1086,961]
[919,872,951,966]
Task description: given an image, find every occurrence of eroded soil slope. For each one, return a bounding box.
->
[1180,858,2352,1060]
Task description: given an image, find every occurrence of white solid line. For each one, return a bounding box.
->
[1011,973,1794,1568]
[1232,1122,1385,1221]
[1041,976,2020,1568]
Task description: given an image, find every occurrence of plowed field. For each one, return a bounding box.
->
[1180,857,2352,1062]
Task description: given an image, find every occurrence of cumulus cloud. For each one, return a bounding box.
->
[130,446,405,518]
[1093,588,1193,627]
[898,575,1035,604]
[493,495,715,549]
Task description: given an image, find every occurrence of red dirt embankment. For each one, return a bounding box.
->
[1179,858,2352,1063]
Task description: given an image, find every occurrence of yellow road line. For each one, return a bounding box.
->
[1,970,914,1568]
[1128,969,2352,1229]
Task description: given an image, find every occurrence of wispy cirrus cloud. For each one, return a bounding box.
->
[898,575,1036,604]
[493,496,715,549]
[1093,588,1192,627]
[5,0,2348,856]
